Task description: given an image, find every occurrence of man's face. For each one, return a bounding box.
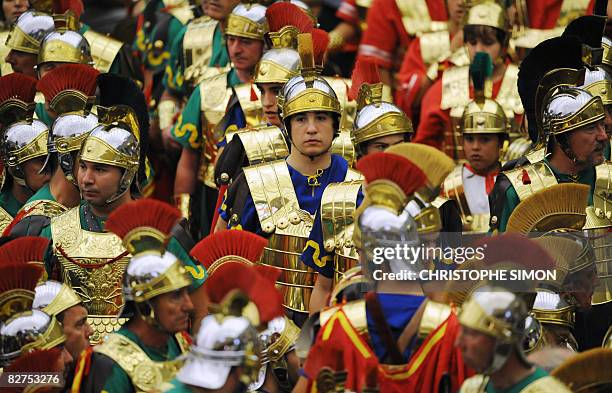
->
[447,0,465,26]
[564,265,598,311]
[466,33,503,65]
[2,0,28,24]
[77,160,123,207]
[205,0,240,20]
[5,50,38,77]
[463,133,501,173]
[258,83,282,127]
[21,156,51,191]
[566,120,608,167]
[152,288,194,333]
[456,326,495,373]
[364,134,406,155]
[37,62,59,79]
[289,112,335,157]
[227,35,263,74]
[60,305,92,360]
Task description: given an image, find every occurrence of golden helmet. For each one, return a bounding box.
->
[353,102,413,145]
[5,11,55,55]
[1,120,49,186]
[464,1,507,32]
[37,30,94,69]
[581,67,612,106]
[543,87,605,136]
[225,3,268,41]
[461,98,508,134]
[254,48,301,85]
[33,280,82,317]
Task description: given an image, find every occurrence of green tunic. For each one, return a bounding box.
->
[34,103,55,128]
[163,22,229,97]
[40,201,207,288]
[24,183,56,205]
[497,159,596,232]
[0,189,22,216]
[170,69,241,150]
[485,367,548,393]
[99,328,184,393]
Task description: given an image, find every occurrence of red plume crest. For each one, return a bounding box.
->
[348,58,381,101]
[0,73,38,104]
[265,2,313,33]
[311,28,329,66]
[106,198,181,240]
[190,230,268,271]
[356,152,427,197]
[0,236,50,264]
[36,64,99,103]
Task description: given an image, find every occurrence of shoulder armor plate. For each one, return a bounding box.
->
[396,0,447,36]
[164,0,195,25]
[503,161,558,202]
[199,72,233,126]
[233,83,263,126]
[21,199,67,219]
[95,333,185,392]
[319,299,368,337]
[591,161,612,222]
[420,30,450,66]
[83,30,123,73]
[231,125,289,165]
[0,205,13,234]
[417,300,451,340]
[243,160,311,237]
[183,16,219,83]
[496,64,524,124]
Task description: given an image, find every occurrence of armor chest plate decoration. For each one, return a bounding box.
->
[320,178,363,284]
[244,160,316,313]
[441,166,490,233]
[198,74,263,188]
[0,205,13,234]
[183,16,224,88]
[441,64,524,161]
[20,199,67,220]
[50,207,130,344]
[584,161,612,305]
[83,30,123,73]
[94,333,189,393]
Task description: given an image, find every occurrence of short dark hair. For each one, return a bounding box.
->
[464,25,509,48]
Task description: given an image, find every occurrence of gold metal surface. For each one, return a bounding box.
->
[38,39,92,66]
[21,314,66,352]
[0,206,13,236]
[420,30,450,66]
[80,136,139,170]
[549,96,605,136]
[50,207,130,317]
[353,110,413,146]
[282,89,342,118]
[255,60,299,84]
[6,24,40,54]
[129,261,193,302]
[330,131,356,166]
[94,332,186,392]
[464,2,506,30]
[504,161,558,202]
[20,198,67,220]
[417,301,451,339]
[183,17,218,85]
[234,125,289,164]
[42,283,81,317]
[395,0,447,36]
[319,300,368,337]
[226,13,265,41]
[6,129,48,166]
[83,30,123,73]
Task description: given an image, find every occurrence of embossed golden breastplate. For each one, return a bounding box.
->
[21,199,68,219]
[50,207,130,343]
[95,333,188,393]
[183,16,219,86]
[83,30,123,73]
[0,205,13,234]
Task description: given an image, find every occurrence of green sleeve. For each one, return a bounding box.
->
[35,103,54,128]
[497,185,520,233]
[163,24,188,94]
[167,237,207,288]
[170,86,201,149]
[100,363,135,393]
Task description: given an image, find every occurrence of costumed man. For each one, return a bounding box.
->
[4,9,54,78]
[212,1,312,232]
[0,72,40,234]
[190,231,301,392]
[414,1,524,161]
[0,250,70,369]
[37,107,205,344]
[8,64,99,237]
[171,2,266,239]
[158,0,238,141]
[395,0,467,122]
[217,32,361,326]
[457,286,572,393]
[295,151,470,393]
[490,86,607,233]
[302,57,417,313]
[356,0,448,90]
[0,235,92,361]
[72,199,196,393]
[31,0,143,82]
[440,52,508,234]
[164,259,291,393]
[350,58,412,159]
[0,0,29,75]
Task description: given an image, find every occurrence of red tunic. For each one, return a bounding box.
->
[527,0,594,29]
[357,0,447,71]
